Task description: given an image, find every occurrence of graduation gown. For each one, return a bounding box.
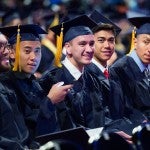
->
[110,56,150,121]
[0,71,59,149]
[39,65,136,135]
[39,65,105,129]
[86,63,125,120]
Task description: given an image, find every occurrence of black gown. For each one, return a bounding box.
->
[0,71,60,149]
[39,65,136,135]
[86,63,125,120]
[110,56,150,121]
[39,65,106,128]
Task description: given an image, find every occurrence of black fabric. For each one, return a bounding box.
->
[110,56,150,121]
[86,63,125,120]
[36,127,89,150]
[92,132,134,150]
[39,65,105,129]
[39,64,136,135]
[0,71,59,149]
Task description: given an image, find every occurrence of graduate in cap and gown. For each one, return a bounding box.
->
[87,10,146,131]
[39,14,135,143]
[110,16,150,121]
[0,24,72,149]
[86,10,124,120]
[38,14,106,132]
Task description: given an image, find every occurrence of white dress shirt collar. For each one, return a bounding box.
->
[92,58,108,72]
[62,57,83,80]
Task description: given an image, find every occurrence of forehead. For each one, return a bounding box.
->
[137,34,150,39]
[20,40,41,46]
[0,34,7,42]
[94,30,115,37]
[72,34,94,41]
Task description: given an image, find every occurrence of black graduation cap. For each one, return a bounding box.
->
[50,14,97,43]
[128,16,150,35]
[2,9,21,26]
[49,14,97,67]
[0,24,47,45]
[35,127,90,150]
[89,10,122,35]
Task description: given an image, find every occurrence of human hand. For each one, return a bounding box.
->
[47,82,73,104]
[115,131,133,144]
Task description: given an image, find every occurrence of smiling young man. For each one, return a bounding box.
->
[38,15,107,130]
[0,24,73,149]
[38,14,133,143]
[81,11,141,143]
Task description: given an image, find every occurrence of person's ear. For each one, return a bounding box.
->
[9,48,15,60]
[64,42,72,55]
[134,37,137,50]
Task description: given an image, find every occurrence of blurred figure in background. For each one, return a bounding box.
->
[2,9,22,27]
[36,12,63,77]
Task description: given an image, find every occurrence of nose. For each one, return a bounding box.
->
[104,41,110,47]
[86,44,94,53]
[30,52,36,60]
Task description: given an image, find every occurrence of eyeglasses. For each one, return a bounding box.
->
[0,42,11,52]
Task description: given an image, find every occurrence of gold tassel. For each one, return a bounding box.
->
[50,13,59,28]
[13,25,21,71]
[127,27,136,55]
[54,23,63,67]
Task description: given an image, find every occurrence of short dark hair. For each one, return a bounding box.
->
[92,23,116,37]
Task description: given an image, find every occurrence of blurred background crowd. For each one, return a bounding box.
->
[0,0,149,55]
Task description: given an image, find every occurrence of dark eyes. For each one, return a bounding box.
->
[24,48,41,54]
[143,40,150,45]
[79,41,95,46]
[0,43,10,51]
[98,38,115,43]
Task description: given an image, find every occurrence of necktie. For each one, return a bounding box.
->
[144,68,150,81]
[104,69,109,79]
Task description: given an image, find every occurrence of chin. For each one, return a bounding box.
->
[83,61,92,65]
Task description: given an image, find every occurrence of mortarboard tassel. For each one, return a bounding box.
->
[127,27,136,55]
[54,23,63,67]
[50,13,59,28]
[13,24,21,72]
